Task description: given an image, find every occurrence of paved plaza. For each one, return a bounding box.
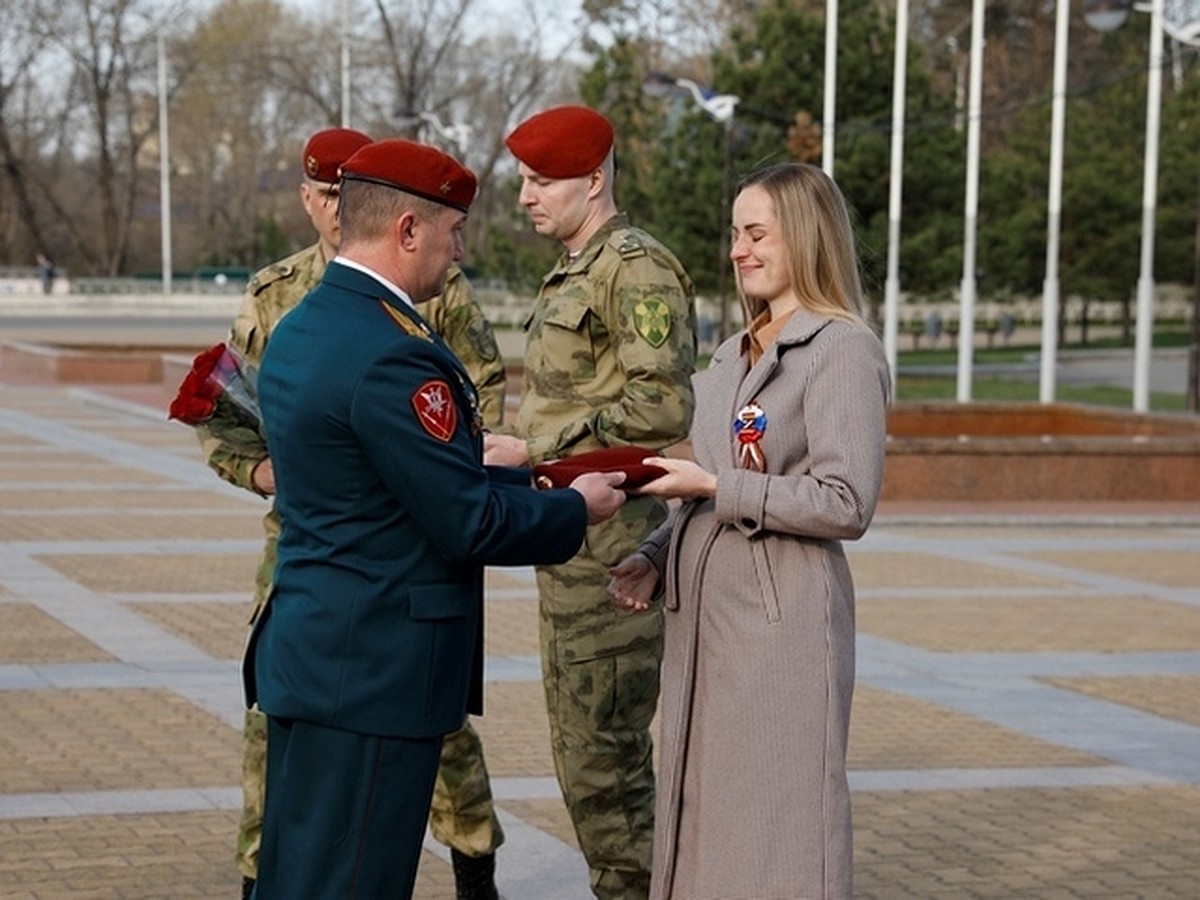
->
[0,366,1197,898]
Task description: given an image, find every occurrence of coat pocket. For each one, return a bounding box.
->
[405,585,475,729]
[750,540,782,624]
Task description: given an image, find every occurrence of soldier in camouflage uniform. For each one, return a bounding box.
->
[194,128,508,900]
[487,106,696,898]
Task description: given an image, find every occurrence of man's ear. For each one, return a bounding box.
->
[587,167,606,201]
[394,211,419,251]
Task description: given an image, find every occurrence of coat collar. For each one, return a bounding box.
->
[323,258,414,310]
[709,306,835,373]
[320,259,436,348]
[696,306,839,467]
[737,306,836,404]
[323,258,389,298]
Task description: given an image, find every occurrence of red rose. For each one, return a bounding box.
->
[168,342,260,428]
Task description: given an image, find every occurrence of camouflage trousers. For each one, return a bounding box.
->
[235,709,503,877]
[536,555,663,900]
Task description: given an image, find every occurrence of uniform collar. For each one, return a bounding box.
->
[549,213,628,278]
[331,256,415,310]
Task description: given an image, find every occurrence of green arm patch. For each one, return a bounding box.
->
[633,298,672,348]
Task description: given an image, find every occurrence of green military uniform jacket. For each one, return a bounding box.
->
[515,213,696,462]
[514,213,697,656]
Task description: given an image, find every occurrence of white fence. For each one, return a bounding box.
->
[0,275,1194,331]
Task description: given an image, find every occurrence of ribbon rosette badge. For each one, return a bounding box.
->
[733,400,767,472]
[168,342,262,434]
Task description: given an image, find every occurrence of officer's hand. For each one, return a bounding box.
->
[251,458,276,495]
[570,471,627,524]
[483,433,530,467]
[608,552,658,613]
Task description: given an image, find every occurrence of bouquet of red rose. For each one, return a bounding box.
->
[168,343,262,445]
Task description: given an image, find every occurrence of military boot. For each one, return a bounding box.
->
[450,849,499,900]
[240,876,254,899]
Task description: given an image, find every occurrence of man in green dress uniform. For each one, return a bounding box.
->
[196,128,508,899]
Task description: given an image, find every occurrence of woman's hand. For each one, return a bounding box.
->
[634,457,717,500]
[607,552,660,613]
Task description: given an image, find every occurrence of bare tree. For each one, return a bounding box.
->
[352,0,585,257]
[26,0,189,275]
[369,0,479,126]
[0,0,55,265]
[170,0,337,270]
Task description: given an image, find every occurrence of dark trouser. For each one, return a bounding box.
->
[254,716,443,900]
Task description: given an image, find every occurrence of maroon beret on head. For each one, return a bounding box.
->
[339,139,477,213]
[302,127,372,183]
[505,105,614,179]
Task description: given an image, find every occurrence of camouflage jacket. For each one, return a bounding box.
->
[197,245,506,495]
[515,214,697,463]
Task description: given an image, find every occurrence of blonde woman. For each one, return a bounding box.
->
[609,163,890,899]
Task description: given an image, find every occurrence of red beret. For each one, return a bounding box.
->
[302,128,372,183]
[532,446,663,492]
[339,139,477,213]
[505,105,614,179]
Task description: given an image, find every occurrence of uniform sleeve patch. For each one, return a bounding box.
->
[633,298,672,348]
[466,318,500,362]
[411,380,458,442]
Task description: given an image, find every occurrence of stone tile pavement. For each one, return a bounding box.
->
[0,376,1197,898]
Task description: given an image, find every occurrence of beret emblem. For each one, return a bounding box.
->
[339,138,477,212]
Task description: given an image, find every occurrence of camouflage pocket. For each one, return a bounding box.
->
[539,298,596,382]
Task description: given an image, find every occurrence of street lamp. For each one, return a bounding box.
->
[643,72,741,342]
[957,0,986,402]
[1080,0,1163,412]
[341,0,352,127]
[882,0,909,389]
[1131,0,1164,413]
[1040,0,1073,404]
[157,32,171,296]
[823,0,839,176]
[643,73,739,124]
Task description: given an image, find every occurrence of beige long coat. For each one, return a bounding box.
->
[640,308,889,899]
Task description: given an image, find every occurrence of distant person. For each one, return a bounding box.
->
[609,163,890,899]
[924,309,943,347]
[195,127,507,900]
[36,253,55,295]
[485,104,697,898]
[1000,311,1016,345]
[246,138,627,899]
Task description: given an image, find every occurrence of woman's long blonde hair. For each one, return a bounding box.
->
[734,162,865,325]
